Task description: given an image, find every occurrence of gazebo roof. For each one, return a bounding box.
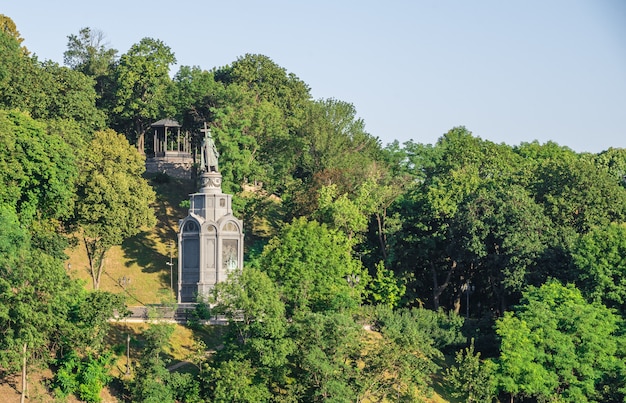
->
[151,118,181,128]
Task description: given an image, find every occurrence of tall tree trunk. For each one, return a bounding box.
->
[84,236,106,290]
[136,120,145,154]
[93,250,106,290]
[453,293,462,315]
[432,260,456,310]
[375,213,387,260]
[21,342,27,403]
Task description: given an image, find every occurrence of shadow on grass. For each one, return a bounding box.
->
[120,175,196,286]
[122,230,165,274]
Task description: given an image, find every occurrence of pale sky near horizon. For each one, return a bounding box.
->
[3,1,625,153]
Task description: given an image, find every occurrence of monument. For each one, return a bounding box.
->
[177,124,244,303]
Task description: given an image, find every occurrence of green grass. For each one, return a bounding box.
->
[66,174,194,304]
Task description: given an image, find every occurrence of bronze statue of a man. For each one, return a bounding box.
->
[200,128,219,173]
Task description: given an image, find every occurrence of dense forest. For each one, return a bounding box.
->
[1,14,626,403]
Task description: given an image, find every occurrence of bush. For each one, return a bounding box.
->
[53,351,113,403]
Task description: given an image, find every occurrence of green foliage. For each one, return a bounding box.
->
[74,129,156,289]
[572,223,626,313]
[259,217,368,314]
[39,61,106,130]
[203,359,271,403]
[67,290,127,354]
[54,351,113,403]
[64,27,118,78]
[594,147,626,188]
[0,27,104,131]
[368,261,406,308]
[532,156,626,234]
[0,204,78,373]
[168,372,202,403]
[128,323,176,403]
[290,311,363,402]
[451,183,553,312]
[0,14,25,45]
[186,300,211,330]
[0,27,46,113]
[495,281,624,402]
[357,306,456,400]
[130,360,174,403]
[111,37,176,145]
[213,53,311,131]
[444,339,496,403]
[211,267,294,392]
[316,183,370,239]
[0,110,78,225]
[374,305,465,352]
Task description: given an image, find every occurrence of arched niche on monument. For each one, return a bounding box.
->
[220,220,242,272]
[221,221,240,233]
[180,219,200,303]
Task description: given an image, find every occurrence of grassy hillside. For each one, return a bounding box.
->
[65,174,194,304]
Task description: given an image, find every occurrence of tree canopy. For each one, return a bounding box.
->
[0,13,626,402]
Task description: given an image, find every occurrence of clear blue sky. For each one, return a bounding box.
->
[3,1,625,153]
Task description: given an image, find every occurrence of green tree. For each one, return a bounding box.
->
[39,61,106,130]
[54,351,113,403]
[64,27,117,77]
[287,98,382,217]
[0,27,104,131]
[495,281,624,402]
[64,27,118,109]
[572,223,626,313]
[0,110,78,226]
[445,339,496,403]
[66,290,127,354]
[74,129,156,289]
[206,268,292,402]
[213,53,310,131]
[0,23,42,114]
[111,37,176,150]
[0,14,25,47]
[208,55,308,195]
[315,182,370,240]
[449,183,553,314]
[358,306,461,400]
[203,359,271,403]
[531,157,626,235]
[388,127,525,311]
[129,323,175,403]
[368,261,406,308]
[169,65,221,135]
[290,311,363,402]
[593,147,626,188]
[0,205,81,402]
[211,268,293,376]
[259,217,368,314]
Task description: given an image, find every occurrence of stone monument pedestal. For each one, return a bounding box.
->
[176,130,244,303]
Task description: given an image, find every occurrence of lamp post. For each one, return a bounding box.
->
[125,333,131,375]
[462,280,475,319]
[166,240,174,295]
